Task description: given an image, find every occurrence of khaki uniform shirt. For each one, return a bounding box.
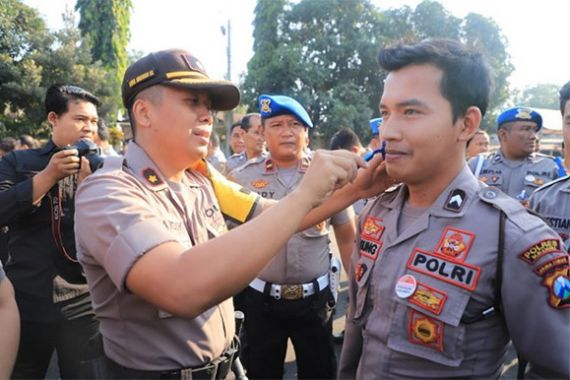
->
[530,175,570,251]
[468,150,559,203]
[231,154,350,284]
[339,166,569,379]
[75,143,236,370]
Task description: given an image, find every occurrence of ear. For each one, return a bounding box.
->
[47,111,58,128]
[131,98,152,129]
[457,106,482,143]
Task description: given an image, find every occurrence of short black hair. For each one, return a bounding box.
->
[377,38,492,121]
[230,121,242,134]
[18,135,37,149]
[329,128,363,151]
[240,113,261,133]
[560,81,570,115]
[45,84,100,118]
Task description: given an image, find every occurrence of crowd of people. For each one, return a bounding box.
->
[0,38,569,380]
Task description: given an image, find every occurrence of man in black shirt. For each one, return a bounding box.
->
[0,84,100,379]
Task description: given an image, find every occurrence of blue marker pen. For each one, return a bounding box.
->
[364,141,386,162]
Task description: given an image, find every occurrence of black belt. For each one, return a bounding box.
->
[106,346,238,380]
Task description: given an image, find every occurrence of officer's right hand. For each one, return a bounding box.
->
[297,149,364,208]
[43,149,81,181]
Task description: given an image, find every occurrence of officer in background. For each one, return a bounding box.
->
[0,260,19,379]
[226,113,267,175]
[529,81,570,251]
[339,38,569,379]
[468,106,559,205]
[465,129,491,160]
[74,49,372,379]
[231,95,355,378]
[225,121,246,173]
[0,84,100,379]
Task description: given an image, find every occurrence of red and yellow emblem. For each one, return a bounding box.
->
[435,227,475,262]
[251,179,269,189]
[408,311,443,351]
[409,283,447,315]
[361,216,385,242]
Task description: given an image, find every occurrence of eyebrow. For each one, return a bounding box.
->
[380,98,428,109]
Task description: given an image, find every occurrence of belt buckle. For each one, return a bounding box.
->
[281,284,303,300]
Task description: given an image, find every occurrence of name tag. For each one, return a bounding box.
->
[407,249,481,291]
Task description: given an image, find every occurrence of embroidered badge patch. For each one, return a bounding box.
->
[409,282,448,315]
[520,239,562,265]
[541,265,570,309]
[534,256,569,276]
[362,216,385,241]
[408,310,443,351]
[444,189,466,213]
[355,263,367,282]
[142,168,163,186]
[251,179,269,189]
[434,227,475,262]
[260,98,272,113]
[407,249,481,291]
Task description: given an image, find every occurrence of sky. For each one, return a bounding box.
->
[23,0,568,93]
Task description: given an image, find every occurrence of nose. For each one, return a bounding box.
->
[380,116,401,142]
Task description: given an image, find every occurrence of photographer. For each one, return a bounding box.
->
[0,84,101,379]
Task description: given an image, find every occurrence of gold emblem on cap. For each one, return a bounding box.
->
[128,70,156,88]
[515,108,532,120]
[261,99,272,113]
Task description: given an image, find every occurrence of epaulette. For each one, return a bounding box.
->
[233,155,265,175]
[534,174,570,193]
[478,187,543,232]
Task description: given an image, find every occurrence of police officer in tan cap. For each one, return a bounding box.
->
[339,39,569,379]
[230,94,355,378]
[74,49,380,378]
[468,106,559,205]
[529,81,570,251]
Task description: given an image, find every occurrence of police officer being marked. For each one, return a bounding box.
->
[74,49,377,379]
[231,95,355,378]
[529,81,570,251]
[339,39,569,379]
[468,106,559,205]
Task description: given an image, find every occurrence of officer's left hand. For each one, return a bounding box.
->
[352,153,398,199]
[77,157,92,185]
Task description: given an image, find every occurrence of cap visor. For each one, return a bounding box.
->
[164,79,240,111]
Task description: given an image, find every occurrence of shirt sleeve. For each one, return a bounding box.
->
[501,216,570,377]
[0,152,36,225]
[330,205,353,226]
[75,173,178,292]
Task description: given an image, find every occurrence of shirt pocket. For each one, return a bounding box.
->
[387,276,471,367]
[480,173,502,188]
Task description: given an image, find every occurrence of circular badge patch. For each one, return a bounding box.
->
[553,275,570,300]
[525,174,536,182]
[395,274,417,299]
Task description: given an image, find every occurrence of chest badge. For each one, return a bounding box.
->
[434,227,475,262]
[408,310,443,351]
[251,179,269,189]
[409,282,448,315]
[395,274,417,299]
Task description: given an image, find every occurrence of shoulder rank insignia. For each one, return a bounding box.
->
[251,179,269,189]
[444,189,466,213]
[142,168,163,186]
[435,227,475,262]
[264,159,276,174]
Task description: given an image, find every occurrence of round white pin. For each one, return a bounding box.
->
[395,274,417,299]
[525,174,535,182]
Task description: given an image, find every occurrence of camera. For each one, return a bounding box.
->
[64,138,105,172]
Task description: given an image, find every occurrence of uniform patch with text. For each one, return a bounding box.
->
[359,217,385,260]
[534,255,569,277]
[408,310,443,351]
[434,227,475,262]
[520,239,562,265]
[251,179,269,189]
[409,282,448,315]
[407,249,481,291]
[541,264,570,309]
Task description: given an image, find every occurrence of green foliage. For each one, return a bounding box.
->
[0,1,121,139]
[243,0,514,144]
[515,84,560,110]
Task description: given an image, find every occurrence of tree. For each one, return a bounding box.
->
[516,84,560,109]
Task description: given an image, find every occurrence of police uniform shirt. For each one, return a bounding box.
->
[339,165,569,379]
[75,142,235,370]
[468,150,559,202]
[224,152,247,175]
[529,175,570,250]
[231,154,351,284]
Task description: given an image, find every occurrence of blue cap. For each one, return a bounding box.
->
[369,118,382,135]
[258,94,313,128]
[497,107,543,131]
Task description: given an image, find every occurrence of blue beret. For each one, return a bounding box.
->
[497,107,543,131]
[258,94,313,128]
[369,118,382,135]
